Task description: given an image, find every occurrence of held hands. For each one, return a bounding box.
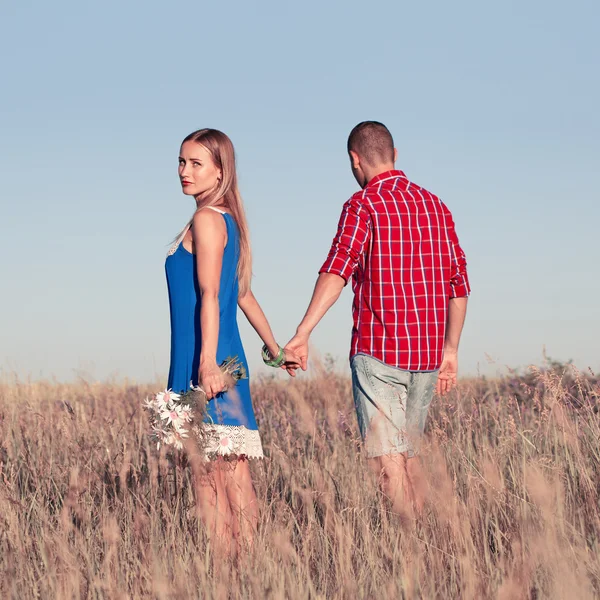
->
[436,350,458,396]
[199,360,226,399]
[282,333,309,377]
[282,348,303,375]
[262,341,306,376]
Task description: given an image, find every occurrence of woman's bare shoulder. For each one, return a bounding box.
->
[191,207,227,246]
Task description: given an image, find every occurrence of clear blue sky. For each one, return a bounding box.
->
[1,0,598,382]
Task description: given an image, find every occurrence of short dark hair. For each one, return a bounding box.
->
[347,121,394,166]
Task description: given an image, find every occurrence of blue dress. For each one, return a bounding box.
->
[165,209,263,459]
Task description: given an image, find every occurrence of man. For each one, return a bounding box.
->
[285,121,470,513]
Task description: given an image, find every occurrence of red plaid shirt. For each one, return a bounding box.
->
[320,170,470,372]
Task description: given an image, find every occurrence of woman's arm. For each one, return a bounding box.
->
[237,290,281,360]
[192,209,227,398]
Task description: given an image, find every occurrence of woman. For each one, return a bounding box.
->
[165,128,295,554]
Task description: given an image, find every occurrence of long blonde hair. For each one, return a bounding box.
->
[181,128,252,297]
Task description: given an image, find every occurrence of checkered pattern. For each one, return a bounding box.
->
[320,170,470,372]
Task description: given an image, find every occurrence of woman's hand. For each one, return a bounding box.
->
[265,343,281,361]
[199,360,226,399]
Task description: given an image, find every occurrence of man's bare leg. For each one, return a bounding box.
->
[369,453,423,517]
[405,454,428,514]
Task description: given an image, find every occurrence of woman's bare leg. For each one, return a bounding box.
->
[223,457,259,552]
[189,454,235,557]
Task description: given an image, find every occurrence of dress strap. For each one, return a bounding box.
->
[204,206,226,215]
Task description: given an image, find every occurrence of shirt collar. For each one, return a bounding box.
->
[365,169,407,189]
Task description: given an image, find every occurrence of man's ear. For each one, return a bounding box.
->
[349,150,361,170]
[393,147,398,163]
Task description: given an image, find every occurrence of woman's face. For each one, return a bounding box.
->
[178,141,221,197]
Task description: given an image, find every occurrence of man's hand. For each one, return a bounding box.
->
[283,333,309,377]
[281,348,302,371]
[436,350,458,396]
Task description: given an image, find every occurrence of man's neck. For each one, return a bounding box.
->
[362,163,396,187]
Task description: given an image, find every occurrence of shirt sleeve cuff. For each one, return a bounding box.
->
[319,261,352,284]
[449,280,470,298]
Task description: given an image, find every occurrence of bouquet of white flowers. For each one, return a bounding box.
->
[142,356,247,450]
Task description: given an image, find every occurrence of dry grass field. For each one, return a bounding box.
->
[1,360,599,599]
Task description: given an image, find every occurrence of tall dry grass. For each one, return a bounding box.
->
[0,362,599,599]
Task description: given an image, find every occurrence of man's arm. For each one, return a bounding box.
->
[284,196,370,375]
[436,297,468,395]
[284,273,345,374]
[437,206,471,395]
[444,296,468,355]
[445,206,470,299]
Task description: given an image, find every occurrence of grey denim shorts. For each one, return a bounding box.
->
[350,353,438,458]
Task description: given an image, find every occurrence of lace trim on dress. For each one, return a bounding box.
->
[167,226,189,257]
[191,424,264,460]
[167,240,180,256]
